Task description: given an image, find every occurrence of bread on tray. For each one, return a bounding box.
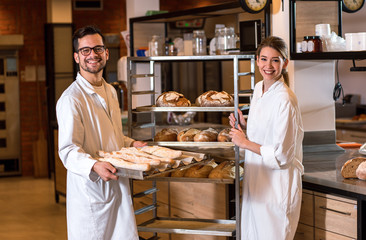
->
[209,161,243,179]
[154,128,178,142]
[177,128,201,142]
[156,91,191,107]
[195,90,234,107]
[341,157,366,179]
[184,160,217,178]
[193,128,218,142]
[217,128,231,142]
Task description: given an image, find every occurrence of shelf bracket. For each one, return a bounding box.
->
[350,59,366,71]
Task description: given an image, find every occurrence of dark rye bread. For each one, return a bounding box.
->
[341,157,366,179]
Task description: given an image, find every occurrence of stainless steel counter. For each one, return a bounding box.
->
[303,149,366,198]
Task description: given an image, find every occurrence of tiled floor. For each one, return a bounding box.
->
[0,176,67,240]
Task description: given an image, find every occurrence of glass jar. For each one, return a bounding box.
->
[215,27,236,55]
[148,35,161,56]
[192,30,207,55]
[309,36,322,52]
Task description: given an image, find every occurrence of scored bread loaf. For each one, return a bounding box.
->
[193,128,218,142]
[156,91,191,107]
[217,128,231,142]
[356,161,366,180]
[208,161,243,179]
[195,90,234,107]
[341,157,366,178]
[184,160,217,178]
[154,128,178,141]
[177,128,201,142]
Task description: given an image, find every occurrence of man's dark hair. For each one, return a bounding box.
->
[72,25,105,52]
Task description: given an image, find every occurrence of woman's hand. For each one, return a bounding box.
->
[229,109,246,129]
[229,124,248,149]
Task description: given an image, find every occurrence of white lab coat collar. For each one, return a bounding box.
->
[75,72,106,95]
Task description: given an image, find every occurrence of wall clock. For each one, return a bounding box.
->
[342,0,365,13]
[238,0,270,14]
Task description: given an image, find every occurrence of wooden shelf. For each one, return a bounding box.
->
[138,217,236,236]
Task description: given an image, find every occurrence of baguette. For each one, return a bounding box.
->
[140,146,182,159]
[98,150,161,167]
[118,147,176,164]
[98,157,151,171]
[341,157,366,179]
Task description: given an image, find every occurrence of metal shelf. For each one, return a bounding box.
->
[127,52,254,240]
[138,217,236,237]
[135,104,250,113]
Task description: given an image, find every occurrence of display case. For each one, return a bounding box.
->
[127,54,255,240]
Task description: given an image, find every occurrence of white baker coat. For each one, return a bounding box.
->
[56,73,138,240]
[241,77,304,240]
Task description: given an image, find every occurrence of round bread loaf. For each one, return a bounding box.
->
[356,161,366,180]
[341,157,366,179]
[184,160,217,178]
[154,128,178,141]
[177,128,201,142]
[195,90,234,107]
[193,128,218,142]
[217,128,231,142]
[171,168,188,177]
[208,161,244,179]
[156,91,191,107]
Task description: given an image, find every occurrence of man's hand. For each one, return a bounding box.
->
[132,141,147,148]
[92,161,118,181]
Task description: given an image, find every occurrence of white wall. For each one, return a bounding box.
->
[271,0,336,132]
[338,8,366,105]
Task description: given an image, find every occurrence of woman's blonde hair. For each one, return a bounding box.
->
[256,36,289,86]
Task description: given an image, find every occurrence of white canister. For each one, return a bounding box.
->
[345,33,359,51]
[357,32,366,51]
[315,24,331,37]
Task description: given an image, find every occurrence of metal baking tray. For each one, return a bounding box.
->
[115,152,208,180]
[153,141,235,148]
[135,104,250,112]
[138,217,236,236]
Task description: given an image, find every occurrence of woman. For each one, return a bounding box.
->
[229,36,304,240]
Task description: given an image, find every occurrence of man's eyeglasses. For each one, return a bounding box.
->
[78,45,106,56]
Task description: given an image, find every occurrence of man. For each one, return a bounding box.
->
[56,25,146,240]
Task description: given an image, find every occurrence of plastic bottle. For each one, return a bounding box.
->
[148,35,161,56]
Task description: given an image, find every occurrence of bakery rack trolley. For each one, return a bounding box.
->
[127,55,255,240]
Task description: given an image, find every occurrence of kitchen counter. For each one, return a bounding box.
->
[336,121,366,132]
[303,148,366,198]
[303,148,366,240]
